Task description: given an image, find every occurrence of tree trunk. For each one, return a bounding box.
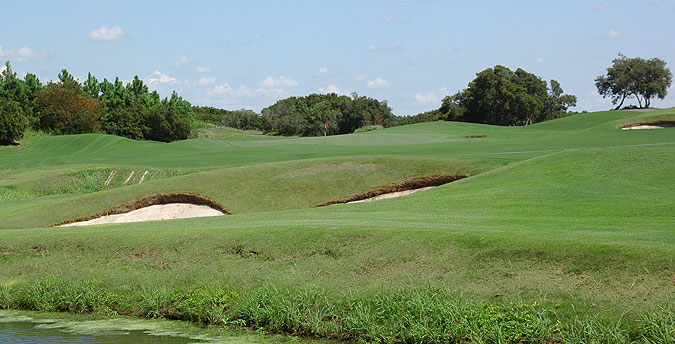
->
[615,92,627,110]
[636,94,643,108]
[646,98,651,108]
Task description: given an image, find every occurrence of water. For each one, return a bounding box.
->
[0,315,205,344]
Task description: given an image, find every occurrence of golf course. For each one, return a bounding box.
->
[0,107,673,342]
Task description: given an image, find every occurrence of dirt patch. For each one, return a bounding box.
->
[465,135,487,138]
[316,175,466,207]
[56,193,229,227]
[620,120,675,130]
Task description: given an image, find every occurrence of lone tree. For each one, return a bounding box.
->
[595,54,672,109]
[460,65,576,126]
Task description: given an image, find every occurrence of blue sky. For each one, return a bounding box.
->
[2,0,674,116]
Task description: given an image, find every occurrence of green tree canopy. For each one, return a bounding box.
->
[595,54,672,109]
[460,66,575,126]
[36,79,103,134]
[0,97,27,144]
[260,93,395,136]
[398,66,576,126]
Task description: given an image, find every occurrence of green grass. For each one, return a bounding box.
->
[1,108,674,343]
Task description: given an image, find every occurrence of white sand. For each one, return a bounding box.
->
[347,186,436,204]
[60,203,225,227]
[622,124,675,130]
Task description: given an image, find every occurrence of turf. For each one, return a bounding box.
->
[0,108,674,343]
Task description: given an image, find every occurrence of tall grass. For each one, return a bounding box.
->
[1,279,672,343]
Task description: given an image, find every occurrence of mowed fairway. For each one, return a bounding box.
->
[1,109,674,343]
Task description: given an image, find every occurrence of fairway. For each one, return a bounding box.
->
[1,108,674,343]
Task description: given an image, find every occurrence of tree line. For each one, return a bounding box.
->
[0,61,193,144]
[1,53,671,145]
[195,93,396,136]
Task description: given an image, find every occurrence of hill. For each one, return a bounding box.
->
[0,108,674,343]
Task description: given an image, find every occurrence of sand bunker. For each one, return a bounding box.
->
[317,175,466,206]
[56,193,229,227]
[347,186,436,203]
[621,120,675,130]
[60,203,225,227]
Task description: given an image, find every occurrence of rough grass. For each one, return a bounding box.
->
[0,108,674,343]
[0,279,672,343]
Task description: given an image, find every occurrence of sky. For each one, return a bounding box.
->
[2,0,674,116]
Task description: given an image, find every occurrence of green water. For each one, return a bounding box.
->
[0,310,325,344]
[0,320,203,343]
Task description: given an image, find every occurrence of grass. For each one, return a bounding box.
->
[0,108,674,343]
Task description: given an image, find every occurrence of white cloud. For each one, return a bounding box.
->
[536,57,544,64]
[414,91,439,104]
[354,74,366,81]
[592,0,609,9]
[366,78,391,88]
[174,56,188,68]
[0,64,5,73]
[368,41,403,53]
[195,65,211,73]
[207,80,288,100]
[318,84,350,96]
[207,83,233,97]
[145,70,177,85]
[414,87,450,104]
[87,26,125,41]
[196,77,216,86]
[260,75,299,88]
[255,35,264,41]
[0,45,49,62]
[316,66,329,76]
[241,86,284,97]
[608,29,622,39]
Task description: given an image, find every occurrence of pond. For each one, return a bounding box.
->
[0,310,324,344]
[0,320,203,343]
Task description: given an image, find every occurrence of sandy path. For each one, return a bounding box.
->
[60,203,225,227]
[347,186,436,204]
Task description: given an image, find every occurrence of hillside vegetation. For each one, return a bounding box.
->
[0,108,674,343]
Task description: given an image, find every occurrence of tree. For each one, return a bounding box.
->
[635,57,672,108]
[260,93,395,136]
[144,104,190,142]
[102,101,147,140]
[401,66,576,126]
[0,61,29,116]
[0,97,27,144]
[82,73,100,99]
[461,66,552,126]
[595,54,672,109]
[547,79,577,114]
[36,79,103,134]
